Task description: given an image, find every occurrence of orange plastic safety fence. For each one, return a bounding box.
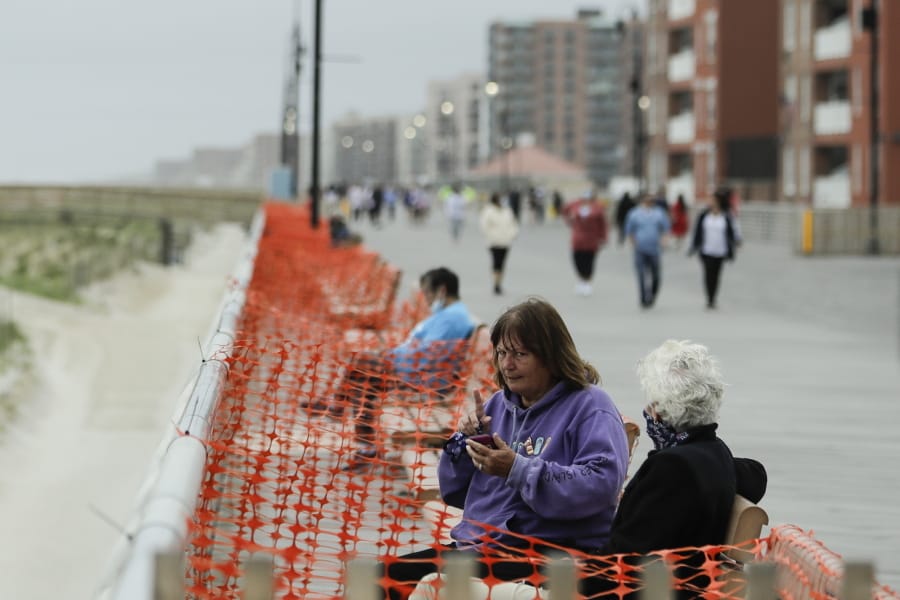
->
[766,524,900,600]
[183,202,899,600]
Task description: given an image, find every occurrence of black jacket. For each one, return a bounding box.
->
[583,425,767,598]
[689,210,738,260]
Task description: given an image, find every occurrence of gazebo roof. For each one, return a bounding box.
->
[468,145,587,178]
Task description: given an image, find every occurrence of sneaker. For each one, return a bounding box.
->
[494,284,503,295]
[344,445,378,472]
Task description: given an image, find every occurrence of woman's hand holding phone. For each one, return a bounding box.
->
[467,433,497,449]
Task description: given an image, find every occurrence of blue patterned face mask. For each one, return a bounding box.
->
[643,409,689,450]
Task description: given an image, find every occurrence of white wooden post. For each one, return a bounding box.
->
[547,555,577,600]
[745,562,777,600]
[640,560,673,600]
[443,552,476,600]
[153,551,184,600]
[243,555,275,600]
[346,558,379,600]
[841,562,874,600]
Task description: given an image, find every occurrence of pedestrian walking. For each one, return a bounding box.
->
[670,194,690,248]
[614,191,636,246]
[562,189,609,296]
[478,192,519,295]
[688,189,742,309]
[624,193,671,308]
[444,184,467,242]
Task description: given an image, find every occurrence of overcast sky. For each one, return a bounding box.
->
[0,0,643,184]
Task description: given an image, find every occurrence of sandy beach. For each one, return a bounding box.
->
[0,223,248,600]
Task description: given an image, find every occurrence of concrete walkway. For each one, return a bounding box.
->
[354,205,900,590]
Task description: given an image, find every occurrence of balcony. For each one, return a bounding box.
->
[667,172,695,204]
[814,100,851,135]
[814,16,851,61]
[668,0,696,21]
[668,49,695,83]
[813,169,850,208]
[668,112,695,145]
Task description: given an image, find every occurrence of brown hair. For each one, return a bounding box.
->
[490,297,600,392]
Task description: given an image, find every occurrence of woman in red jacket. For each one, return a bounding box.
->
[562,191,609,296]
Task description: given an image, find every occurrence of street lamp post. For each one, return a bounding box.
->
[485,81,512,195]
[636,94,650,195]
[440,100,456,183]
[310,0,323,228]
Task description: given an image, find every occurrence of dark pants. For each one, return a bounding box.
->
[634,251,660,306]
[382,544,581,600]
[334,352,393,445]
[700,254,725,306]
[489,246,509,273]
[572,249,597,280]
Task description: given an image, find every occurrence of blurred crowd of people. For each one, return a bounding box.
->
[322,180,743,310]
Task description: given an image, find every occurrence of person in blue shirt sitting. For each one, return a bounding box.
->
[330,267,476,469]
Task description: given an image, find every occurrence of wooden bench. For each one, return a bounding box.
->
[719,494,770,597]
[385,324,493,502]
[321,259,402,330]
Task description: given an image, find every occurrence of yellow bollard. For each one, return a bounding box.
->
[801,210,814,255]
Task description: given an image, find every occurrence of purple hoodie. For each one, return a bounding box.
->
[438,381,629,551]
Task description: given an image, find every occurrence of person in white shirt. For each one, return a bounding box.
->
[478,192,519,295]
[444,184,467,241]
[688,189,742,309]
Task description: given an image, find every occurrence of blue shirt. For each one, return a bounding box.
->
[625,205,670,255]
[390,301,475,378]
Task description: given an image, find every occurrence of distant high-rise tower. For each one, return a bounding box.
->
[487,10,626,187]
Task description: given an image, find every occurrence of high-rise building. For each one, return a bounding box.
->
[331,113,398,186]
[487,10,626,187]
[779,0,900,208]
[644,0,780,205]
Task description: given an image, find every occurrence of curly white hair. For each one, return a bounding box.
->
[636,339,724,431]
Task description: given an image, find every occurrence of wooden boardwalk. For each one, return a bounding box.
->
[356,205,900,590]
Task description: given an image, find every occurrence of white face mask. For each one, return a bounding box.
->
[430,298,445,313]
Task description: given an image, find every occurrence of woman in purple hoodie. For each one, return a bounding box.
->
[382,298,630,600]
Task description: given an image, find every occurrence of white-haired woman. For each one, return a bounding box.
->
[604,339,766,553]
[582,339,766,598]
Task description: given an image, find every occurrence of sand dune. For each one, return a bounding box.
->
[0,223,248,600]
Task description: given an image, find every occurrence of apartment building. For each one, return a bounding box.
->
[331,113,398,186]
[644,0,779,204]
[487,10,625,187]
[780,0,899,207]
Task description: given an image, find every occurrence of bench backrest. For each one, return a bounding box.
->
[725,494,769,564]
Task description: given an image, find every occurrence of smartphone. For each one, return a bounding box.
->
[468,433,497,449]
